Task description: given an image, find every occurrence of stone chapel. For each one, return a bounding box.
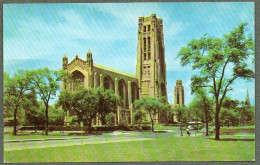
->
[61,14,181,125]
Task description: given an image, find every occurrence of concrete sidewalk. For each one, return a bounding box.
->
[4,136,89,143]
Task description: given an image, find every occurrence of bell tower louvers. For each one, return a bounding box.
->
[136,14,167,99]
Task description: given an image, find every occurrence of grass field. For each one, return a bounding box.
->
[4,134,254,162]
[4,125,255,162]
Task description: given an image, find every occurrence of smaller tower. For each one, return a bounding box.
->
[245,88,250,106]
[62,54,68,69]
[174,80,184,106]
[86,49,93,68]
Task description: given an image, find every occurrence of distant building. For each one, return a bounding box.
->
[62,14,167,125]
[170,80,185,123]
[174,80,185,106]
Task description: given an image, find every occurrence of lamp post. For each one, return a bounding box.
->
[180,118,183,136]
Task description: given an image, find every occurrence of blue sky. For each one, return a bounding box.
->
[3,2,255,105]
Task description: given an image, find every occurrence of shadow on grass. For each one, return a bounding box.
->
[206,138,254,141]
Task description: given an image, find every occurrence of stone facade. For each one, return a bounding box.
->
[136,14,167,99]
[62,14,168,125]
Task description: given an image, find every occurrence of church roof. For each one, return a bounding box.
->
[94,63,136,78]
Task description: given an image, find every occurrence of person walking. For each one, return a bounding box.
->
[186,128,190,136]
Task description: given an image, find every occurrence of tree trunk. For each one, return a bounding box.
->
[35,124,37,133]
[100,117,106,125]
[13,107,18,136]
[180,118,183,136]
[151,120,154,132]
[87,120,92,133]
[215,108,220,140]
[149,112,154,132]
[206,111,209,136]
[45,104,49,135]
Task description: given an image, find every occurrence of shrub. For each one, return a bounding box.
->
[116,123,133,131]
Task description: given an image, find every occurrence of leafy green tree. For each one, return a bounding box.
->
[177,23,254,140]
[26,68,65,135]
[96,88,120,125]
[174,105,189,136]
[134,97,163,132]
[239,103,254,126]
[56,88,120,126]
[71,89,99,132]
[189,88,212,136]
[158,96,172,123]
[4,71,31,135]
[220,108,239,127]
[21,92,44,132]
[175,105,189,123]
[49,106,65,126]
[55,90,74,126]
[133,109,147,125]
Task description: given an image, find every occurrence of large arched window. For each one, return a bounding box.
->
[104,75,115,92]
[118,79,128,108]
[131,82,139,104]
[71,70,85,91]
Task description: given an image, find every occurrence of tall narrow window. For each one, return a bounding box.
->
[177,93,179,104]
[143,26,146,32]
[148,52,151,60]
[143,37,146,52]
[144,53,146,61]
[148,25,151,31]
[148,37,151,51]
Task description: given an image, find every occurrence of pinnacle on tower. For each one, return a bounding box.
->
[63,54,68,59]
[245,88,250,106]
[62,54,68,69]
[86,49,93,66]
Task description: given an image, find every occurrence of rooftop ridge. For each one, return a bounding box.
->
[94,63,136,78]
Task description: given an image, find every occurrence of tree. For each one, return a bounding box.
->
[56,90,74,126]
[26,68,65,135]
[238,102,254,126]
[96,88,120,125]
[49,106,65,126]
[56,88,120,126]
[174,105,189,136]
[21,92,45,132]
[4,71,31,135]
[189,88,212,136]
[135,97,164,132]
[71,89,99,132]
[177,23,254,140]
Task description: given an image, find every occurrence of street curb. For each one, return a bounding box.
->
[4,137,89,143]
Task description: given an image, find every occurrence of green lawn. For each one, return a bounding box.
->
[4,134,254,162]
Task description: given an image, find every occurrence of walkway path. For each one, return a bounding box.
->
[4,132,152,151]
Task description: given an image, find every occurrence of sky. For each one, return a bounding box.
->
[3,2,255,105]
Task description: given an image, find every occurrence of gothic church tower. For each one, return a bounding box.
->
[174,80,184,106]
[136,14,167,99]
